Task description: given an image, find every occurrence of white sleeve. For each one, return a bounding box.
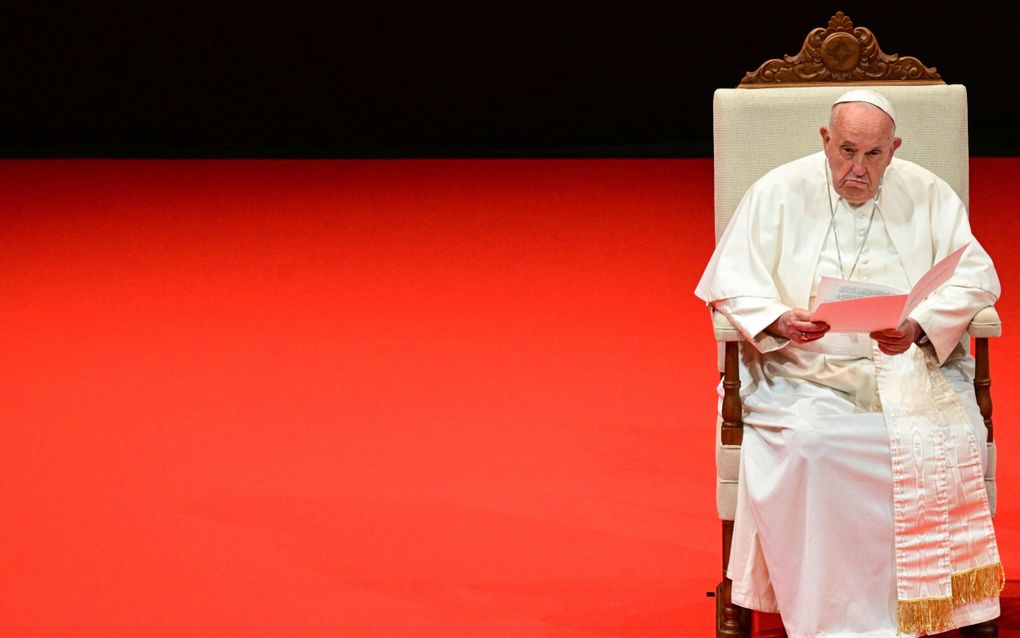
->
[909,287,997,364]
[714,297,792,353]
[696,178,794,354]
[907,180,1000,364]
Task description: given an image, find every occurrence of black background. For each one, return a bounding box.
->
[5,2,1019,157]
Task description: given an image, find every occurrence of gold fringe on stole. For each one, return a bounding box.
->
[897,597,954,635]
[897,564,1005,635]
[952,562,1006,606]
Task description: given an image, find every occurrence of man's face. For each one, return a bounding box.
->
[820,103,902,205]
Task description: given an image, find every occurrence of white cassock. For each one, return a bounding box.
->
[696,151,1003,638]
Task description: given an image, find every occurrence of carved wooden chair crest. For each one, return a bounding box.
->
[711,12,1002,638]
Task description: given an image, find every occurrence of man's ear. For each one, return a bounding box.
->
[891,137,902,156]
[820,126,830,147]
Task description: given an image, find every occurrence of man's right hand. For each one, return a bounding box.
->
[765,308,830,343]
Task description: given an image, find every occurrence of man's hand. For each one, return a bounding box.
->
[765,308,830,343]
[869,319,923,356]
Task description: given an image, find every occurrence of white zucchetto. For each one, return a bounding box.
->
[832,89,897,125]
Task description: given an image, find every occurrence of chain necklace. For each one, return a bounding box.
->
[824,159,882,281]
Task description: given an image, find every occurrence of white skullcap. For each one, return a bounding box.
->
[832,89,896,124]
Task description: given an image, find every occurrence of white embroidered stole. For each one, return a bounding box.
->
[875,344,1004,634]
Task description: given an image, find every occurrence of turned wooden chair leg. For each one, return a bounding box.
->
[974,336,993,443]
[717,520,752,638]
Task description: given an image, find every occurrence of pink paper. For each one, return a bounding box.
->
[810,243,970,332]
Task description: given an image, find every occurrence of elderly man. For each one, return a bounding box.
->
[696,89,1003,638]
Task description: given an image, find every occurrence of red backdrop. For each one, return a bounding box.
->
[2,159,1018,636]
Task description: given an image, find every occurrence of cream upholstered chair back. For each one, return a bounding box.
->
[712,84,970,242]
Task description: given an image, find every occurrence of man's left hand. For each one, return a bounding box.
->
[870,319,923,356]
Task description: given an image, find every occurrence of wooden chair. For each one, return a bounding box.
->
[710,12,1002,638]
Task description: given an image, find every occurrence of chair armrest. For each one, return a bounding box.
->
[969,306,1001,338]
[712,309,744,342]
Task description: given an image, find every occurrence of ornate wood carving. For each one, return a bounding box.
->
[740,12,943,87]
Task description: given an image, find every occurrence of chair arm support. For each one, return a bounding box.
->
[970,306,1000,443]
[969,306,1001,338]
[711,308,746,446]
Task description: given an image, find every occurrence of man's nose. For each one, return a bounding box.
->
[852,155,867,174]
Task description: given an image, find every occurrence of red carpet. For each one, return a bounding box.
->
[1,158,1018,637]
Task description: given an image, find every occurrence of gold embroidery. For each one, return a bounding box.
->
[897,563,1005,635]
[952,562,1006,606]
[897,596,953,635]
